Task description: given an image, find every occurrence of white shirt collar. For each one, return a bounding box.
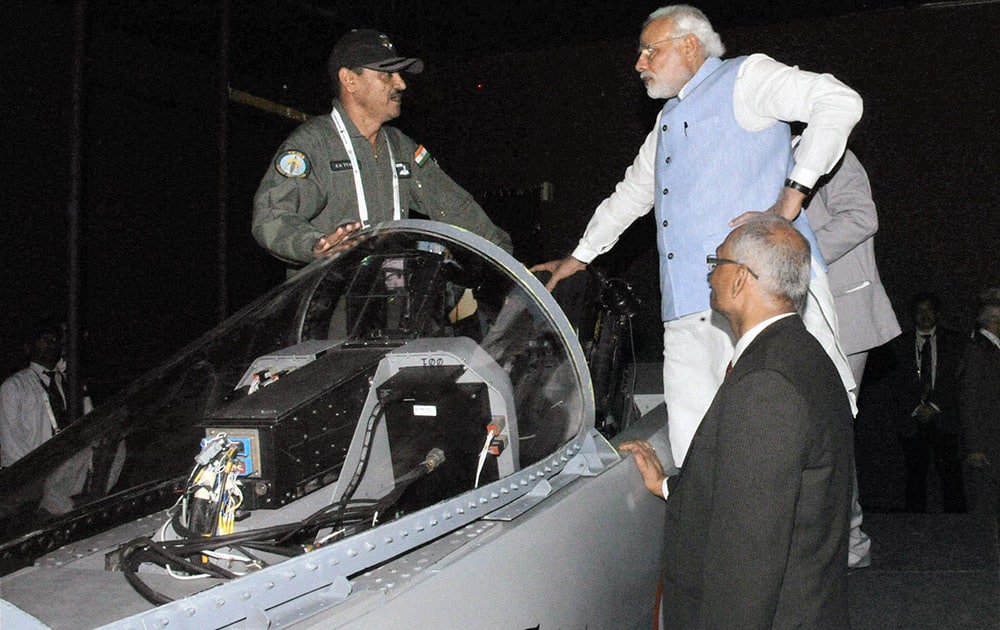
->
[29,362,51,376]
[29,362,62,378]
[731,312,796,367]
[678,56,722,100]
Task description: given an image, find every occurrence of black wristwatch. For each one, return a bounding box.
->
[784,178,813,196]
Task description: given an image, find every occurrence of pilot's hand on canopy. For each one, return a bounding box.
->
[619,440,667,498]
[529,256,586,292]
[312,222,363,259]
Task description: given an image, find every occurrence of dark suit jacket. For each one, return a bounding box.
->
[958,331,1000,469]
[662,315,854,629]
[888,326,965,436]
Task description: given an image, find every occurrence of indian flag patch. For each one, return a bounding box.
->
[414,144,431,167]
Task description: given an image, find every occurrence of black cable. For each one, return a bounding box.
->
[231,544,266,567]
[120,407,442,604]
[120,538,173,605]
[151,541,241,580]
[122,490,420,604]
[337,401,383,504]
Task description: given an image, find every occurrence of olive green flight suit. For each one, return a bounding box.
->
[252,101,512,270]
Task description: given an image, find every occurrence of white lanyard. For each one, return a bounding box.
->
[330,109,401,225]
[35,372,61,433]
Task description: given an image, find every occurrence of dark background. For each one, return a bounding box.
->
[2,0,998,393]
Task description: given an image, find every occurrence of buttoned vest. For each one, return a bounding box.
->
[654,56,824,321]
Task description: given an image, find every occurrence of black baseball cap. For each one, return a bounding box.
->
[328,29,424,77]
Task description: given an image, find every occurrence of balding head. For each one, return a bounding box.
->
[727,214,811,311]
[709,215,811,338]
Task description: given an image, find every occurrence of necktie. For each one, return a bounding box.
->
[43,370,67,430]
[725,361,733,380]
[918,334,933,391]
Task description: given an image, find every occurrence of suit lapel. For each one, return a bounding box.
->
[670,316,803,500]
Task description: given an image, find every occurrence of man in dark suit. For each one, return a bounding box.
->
[622,215,854,629]
[959,295,1000,518]
[888,292,967,513]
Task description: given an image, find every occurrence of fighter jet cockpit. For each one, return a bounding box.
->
[0,221,621,628]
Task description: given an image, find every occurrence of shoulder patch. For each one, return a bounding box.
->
[414,144,431,167]
[275,150,310,178]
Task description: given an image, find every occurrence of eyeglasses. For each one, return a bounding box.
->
[637,34,688,59]
[706,254,759,279]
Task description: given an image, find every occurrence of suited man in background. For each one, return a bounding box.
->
[804,147,901,568]
[0,319,68,467]
[622,215,853,629]
[959,294,1000,518]
[888,292,967,513]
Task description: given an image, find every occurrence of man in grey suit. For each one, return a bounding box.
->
[622,215,854,628]
[806,148,901,385]
[805,148,901,568]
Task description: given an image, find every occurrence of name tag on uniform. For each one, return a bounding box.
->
[394,162,412,178]
[330,160,353,172]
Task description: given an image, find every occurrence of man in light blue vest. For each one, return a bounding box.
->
[533,5,865,564]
